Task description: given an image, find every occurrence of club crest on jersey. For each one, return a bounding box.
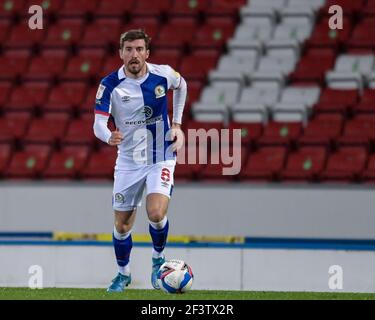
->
[143,106,153,119]
[114,193,125,204]
[155,85,166,98]
[96,84,106,99]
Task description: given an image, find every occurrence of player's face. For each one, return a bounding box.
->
[120,39,149,76]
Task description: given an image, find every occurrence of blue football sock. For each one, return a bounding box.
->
[149,219,169,253]
[112,233,132,269]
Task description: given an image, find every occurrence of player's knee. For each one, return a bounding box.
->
[147,207,166,223]
[115,221,133,234]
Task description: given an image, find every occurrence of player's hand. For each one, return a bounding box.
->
[170,123,184,152]
[108,128,124,146]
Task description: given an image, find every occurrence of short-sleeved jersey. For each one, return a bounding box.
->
[95,63,181,170]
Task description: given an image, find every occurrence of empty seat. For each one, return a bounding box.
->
[205,0,246,16]
[44,82,88,113]
[62,114,96,145]
[24,49,68,81]
[362,154,375,181]
[100,55,122,78]
[96,0,135,16]
[0,49,30,80]
[320,147,367,182]
[44,146,90,179]
[5,21,46,48]
[0,0,25,17]
[319,0,365,17]
[81,18,122,47]
[337,115,375,147]
[24,113,69,145]
[240,146,287,181]
[228,121,264,146]
[347,18,375,50]
[170,0,210,16]
[148,49,182,70]
[280,86,321,108]
[61,49,104,80]
[4,144,52,179]
[0,112,31,143]
[43,18,84,47]
[0,143,12,174]
[258,121,302,146]
[155,17,198,49]
[7,81,50,112]
[0,81,12,109]
[25,0,63,15]
[124,17,160,40]
[239,86,280,108]
[180,49,219,81]
[199,145,247,181]
[281,147,327,181]
[60,0,98,16]
[80,146,117,179]
[79,86,97,114]
[132,0,172,16]
[314,88,358,114]
[355,89,375,113]
[191,17,235,50]
[299,113,344,147]
[0,18,11,43]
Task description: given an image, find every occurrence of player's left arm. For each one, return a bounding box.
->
[167,67,187,151]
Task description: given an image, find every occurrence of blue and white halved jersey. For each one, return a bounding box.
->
[95,63,181,170]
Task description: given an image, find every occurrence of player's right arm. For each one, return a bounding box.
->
[93,80,123,146]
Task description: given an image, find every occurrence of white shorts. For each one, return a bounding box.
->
[112,160,175,212]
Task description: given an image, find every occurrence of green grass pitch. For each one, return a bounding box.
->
[1,288,375,300]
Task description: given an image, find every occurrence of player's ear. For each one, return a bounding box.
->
[119,48,123,59]
[146,49,150,60]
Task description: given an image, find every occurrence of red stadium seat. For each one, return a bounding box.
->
[299,113,344,147]
[0,143,12,174]
[132,0,172,17]
[170,0,210,16]
[281,147,327,181]
[199,145,247,181]
[60,0,98,16]
[81,18,122,47]
[354,89,375,113]
[62,49,105,80]
[319,0,365,17]
[155,17,198,50]
[124,17,160,41]
[7,81,50,112]
[362,154,375,182]
[148,49,182,71]
[185,120,224,137]
[43,18,84,47]
[228,121,263,146]
[24,49,69,81]
[80,146,117,179]
[100,55,122,78]
[175,144,208,180]
[240,146,287,181]
[180,49,219,81]
[0,81,13,109]
[79,86,97,114]
[0,0,25,17]
[5,21,46,48]
[0,49,30,80]
[290,49,336,85]
[43,145,90,179]
[62,113,96,145]
[363,0,375,17]
[337,115,375,148]
[0,112,31,143]
[96,0,136,16]
[320,147,367,182]
[191,17,235,50]
[24,0,64,16]
[0,18,11,43]
[314,89,358,114]
[258,122,302,146]
[44,82,88,113]
[4,144,52,179]
[306,17,352,50]
[347,18,375,50]
[184,80,203,111]
[24,113,69,145]
[205,0,246,16]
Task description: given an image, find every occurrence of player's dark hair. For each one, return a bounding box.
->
[120,29,151,50]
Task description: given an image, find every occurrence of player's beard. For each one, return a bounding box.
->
[126,60,144,76]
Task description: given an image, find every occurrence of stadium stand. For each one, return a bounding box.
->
[2,0,375,183]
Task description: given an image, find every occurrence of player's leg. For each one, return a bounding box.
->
[108,169,146,292]
[146,161,175,289]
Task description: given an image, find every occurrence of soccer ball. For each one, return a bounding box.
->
[157,259,194,294]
